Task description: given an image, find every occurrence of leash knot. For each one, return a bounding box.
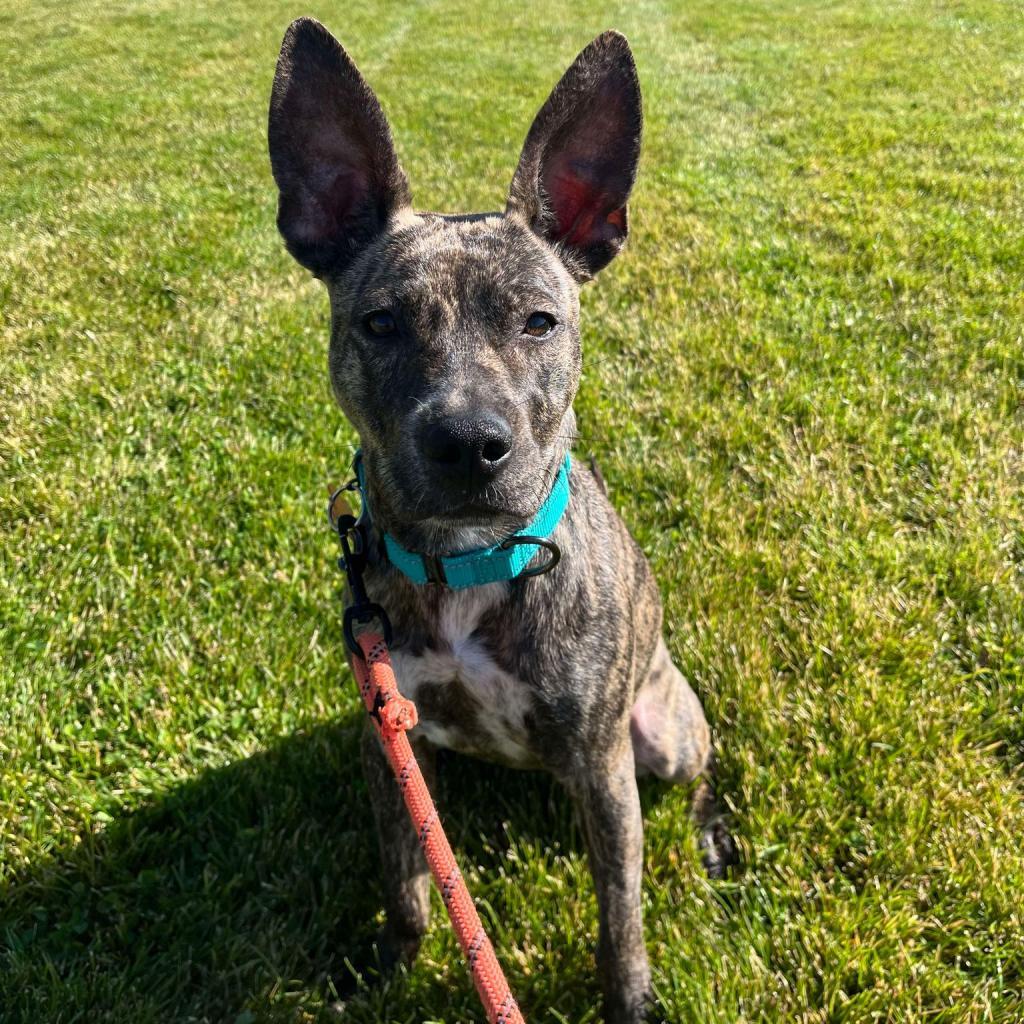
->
[378,692,418,736]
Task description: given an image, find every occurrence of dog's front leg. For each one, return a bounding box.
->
[360,723,435,966]
[571,747,653,1023]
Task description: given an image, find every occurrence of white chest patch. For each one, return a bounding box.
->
[388,583,536,766]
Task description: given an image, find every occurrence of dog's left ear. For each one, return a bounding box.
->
[507,32,642,282]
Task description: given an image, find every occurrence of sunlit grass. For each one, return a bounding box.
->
[2,1,1022,1021]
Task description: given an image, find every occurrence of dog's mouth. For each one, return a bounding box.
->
[402,485,531,526]
[392,498,531,555]
[417,501,525,535]
[429,499,519,521]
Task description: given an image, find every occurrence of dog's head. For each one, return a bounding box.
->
[269,19,641,554]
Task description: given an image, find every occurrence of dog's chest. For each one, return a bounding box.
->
[388,585,537,767]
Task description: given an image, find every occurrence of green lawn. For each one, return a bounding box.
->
[2,1,1023,1021]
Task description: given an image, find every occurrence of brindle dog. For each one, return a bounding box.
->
[269,19,734,1022]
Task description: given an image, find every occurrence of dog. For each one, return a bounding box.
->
[268,19,735,1022]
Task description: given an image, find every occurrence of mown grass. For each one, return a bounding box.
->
[2,1,1023,1021]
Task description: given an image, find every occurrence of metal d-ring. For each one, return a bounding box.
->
[498,535,561,578]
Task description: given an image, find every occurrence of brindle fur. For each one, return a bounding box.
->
[269,19,735,1022]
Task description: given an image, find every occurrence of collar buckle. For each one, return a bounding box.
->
[423,553,448,586]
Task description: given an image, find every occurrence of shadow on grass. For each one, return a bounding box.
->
[1,716,693,1021]
[1,717,377,1021]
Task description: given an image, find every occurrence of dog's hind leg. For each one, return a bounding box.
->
[630,639,738,878]
[630,638,710,784]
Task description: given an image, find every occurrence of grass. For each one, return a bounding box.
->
[2,0,1023,1020]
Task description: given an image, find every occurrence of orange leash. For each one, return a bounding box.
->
[351,631,526,1023]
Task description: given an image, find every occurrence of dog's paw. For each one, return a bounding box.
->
[326,927,421,1002]
[376,925,424,971]
[699,816,739,879]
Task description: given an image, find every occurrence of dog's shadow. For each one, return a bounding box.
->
[1,712,689,1022]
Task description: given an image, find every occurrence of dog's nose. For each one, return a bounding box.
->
[420,414,513,481]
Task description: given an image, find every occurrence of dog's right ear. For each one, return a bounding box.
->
[268,18,411,276]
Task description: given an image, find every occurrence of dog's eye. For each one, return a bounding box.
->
[524,312,556,338]
[364,310,397,337]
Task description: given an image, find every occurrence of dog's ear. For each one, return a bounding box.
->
[506,32,642,281]
[268,18,411,276]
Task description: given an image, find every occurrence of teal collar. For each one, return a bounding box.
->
[355,452,571,590]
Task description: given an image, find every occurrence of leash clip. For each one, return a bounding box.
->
[328,475,392,659]
[327,478,360,533]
